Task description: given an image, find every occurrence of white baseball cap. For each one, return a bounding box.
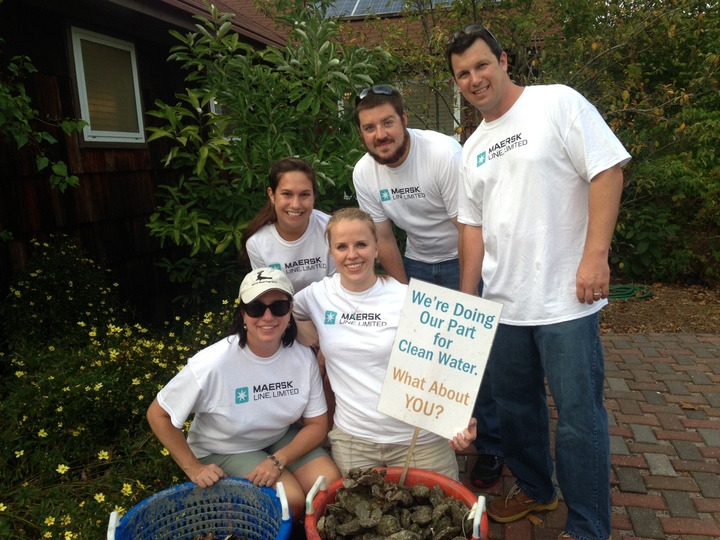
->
[239,267,294,303]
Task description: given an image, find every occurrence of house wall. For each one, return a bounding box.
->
[0,0,196,324]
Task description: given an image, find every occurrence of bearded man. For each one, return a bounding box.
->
[351,85,504,489]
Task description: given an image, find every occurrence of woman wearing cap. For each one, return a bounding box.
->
[293,208,476,480]
[241,157,336,292]
[146,267,340,521]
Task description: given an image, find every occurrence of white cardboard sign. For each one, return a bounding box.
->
[376,278,503,440]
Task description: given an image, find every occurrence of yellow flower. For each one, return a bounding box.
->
[0,503,7,511]
[121,483,132,496]
[131,378,140,385]
[56,406,63,412]
[38,429,48,438]
[56,464,70,474]
[113,505,126,514]
[93,383,103,391]
[45,516,56,526]
[97,450,110,461]
[61,515,72,525]
[15,371,25,378]
[43,532,52,538]
[15,450,24,458]
[94,493,105,503]
[161,448,170,456]
[48,345,55,351]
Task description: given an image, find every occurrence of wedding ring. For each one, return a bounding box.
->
[593,292,602,297]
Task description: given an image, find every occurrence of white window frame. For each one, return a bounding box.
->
[71,26,145,144]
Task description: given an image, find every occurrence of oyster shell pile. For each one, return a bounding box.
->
[316,468,473,540]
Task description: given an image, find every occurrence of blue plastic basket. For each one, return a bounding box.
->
[107,478,292,540]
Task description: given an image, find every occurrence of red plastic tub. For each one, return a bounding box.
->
[304,468,488,540]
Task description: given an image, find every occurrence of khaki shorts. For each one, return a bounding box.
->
[199,424,330,477]
[327,426,459,480]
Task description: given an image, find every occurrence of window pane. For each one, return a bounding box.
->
[80,40,139,133]
[71,27,144,144]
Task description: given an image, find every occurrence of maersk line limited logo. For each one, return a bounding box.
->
[380,189,391,202]
[324,311,337,324]
[235,387,249,404]
[269,263,282,270]
[476,152,487,167]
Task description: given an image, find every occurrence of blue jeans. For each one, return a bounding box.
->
[489,313,610,540]
[404,257,502,457]
[404,257,461,290]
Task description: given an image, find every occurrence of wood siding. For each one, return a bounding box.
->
[0,1,211,324]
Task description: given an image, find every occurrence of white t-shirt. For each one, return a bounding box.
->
[353,129,462,263]
[157,335,326,458]
[458,84,632,325]
[245,209,336,292]
[293,274,442,445]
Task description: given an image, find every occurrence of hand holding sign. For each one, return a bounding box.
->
[377,279,502,440]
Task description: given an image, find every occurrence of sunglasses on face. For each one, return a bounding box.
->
[450,23,501,48]
[355,84,394,105]
[244,299,292,318]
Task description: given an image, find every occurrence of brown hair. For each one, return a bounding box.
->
[228,294,297,348]
[353,88,405,127]
[446,26,503,77]
[241,157,318,256]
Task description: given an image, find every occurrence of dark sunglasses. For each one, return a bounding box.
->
[355,84,394,105]
[244,299,292,318]
[450,23,500,48]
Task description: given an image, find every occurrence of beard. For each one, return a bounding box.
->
[368,128,410,166]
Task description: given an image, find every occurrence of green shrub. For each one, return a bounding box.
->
[0,237,238,539]
[1,235,130,351]
[145,0,397,303]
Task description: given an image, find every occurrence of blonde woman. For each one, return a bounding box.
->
[293,208,476,480]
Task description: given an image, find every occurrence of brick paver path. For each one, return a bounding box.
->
[458,333,720,540]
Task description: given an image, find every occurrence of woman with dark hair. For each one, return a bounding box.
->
[147,267,340,521]
[242,157,336,292]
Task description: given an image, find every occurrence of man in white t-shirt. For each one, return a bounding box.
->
[352,85,503,487]
[447,24,631,540]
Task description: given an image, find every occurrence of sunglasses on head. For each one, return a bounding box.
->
[355,85,394,105]
[244,299,292,318]
[450,23,500,48]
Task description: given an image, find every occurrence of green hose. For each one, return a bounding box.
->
[608,284,654,301]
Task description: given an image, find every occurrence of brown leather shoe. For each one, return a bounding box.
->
[488,484,558,523]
